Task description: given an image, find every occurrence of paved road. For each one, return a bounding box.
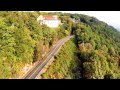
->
[23,35,74,79]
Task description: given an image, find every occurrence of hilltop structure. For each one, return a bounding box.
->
[37,15,61,28]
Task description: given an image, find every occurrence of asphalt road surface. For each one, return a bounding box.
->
[23,35,74,79]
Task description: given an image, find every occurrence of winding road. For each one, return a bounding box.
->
[23,35,74,79]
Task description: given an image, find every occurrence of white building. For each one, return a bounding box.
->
[37,15,61,28]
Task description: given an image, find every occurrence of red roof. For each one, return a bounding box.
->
[42,15,58,20]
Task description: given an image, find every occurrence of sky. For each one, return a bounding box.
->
[40,11,120,31]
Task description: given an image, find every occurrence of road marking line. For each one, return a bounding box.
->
[27,38,65,79]
[25,36,74,79]
[24,39,64,79]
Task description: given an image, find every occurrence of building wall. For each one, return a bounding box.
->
[40,20,60,28]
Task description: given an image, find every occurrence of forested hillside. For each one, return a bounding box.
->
[40,13,120,79]
[0,11,120,79]
[72,14,120,79]
[41,38,81,79]
[0,11,73,78]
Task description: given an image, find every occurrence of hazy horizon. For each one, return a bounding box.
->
[40,11,120,32]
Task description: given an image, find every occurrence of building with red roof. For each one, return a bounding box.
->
[37,15,61,28]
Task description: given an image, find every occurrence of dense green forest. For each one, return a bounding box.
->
[72,14,120,79]
[41,13,120,79]
[0,11,120,79]
[41,38,81,79]
[0,11,73,78]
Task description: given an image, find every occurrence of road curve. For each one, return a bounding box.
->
[23,35,74,79]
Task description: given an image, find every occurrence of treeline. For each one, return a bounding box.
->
[40,13,120,79]
[73,14,120,79]
[47,13,120,79]
[0,11,120,79]
[0,11,73,78]
[41,38,81,79]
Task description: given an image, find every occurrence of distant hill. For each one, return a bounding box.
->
[71,13,120,79]
[117,28,120,32]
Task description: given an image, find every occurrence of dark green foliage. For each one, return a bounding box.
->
[74,14,120,79]
[41,38,81,79]
[1,11,120,79]
[0,11,72,78]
